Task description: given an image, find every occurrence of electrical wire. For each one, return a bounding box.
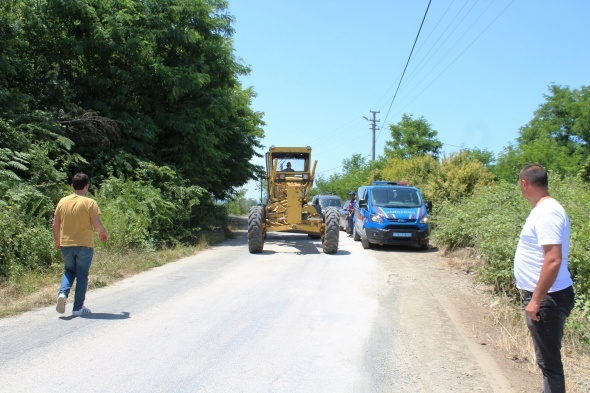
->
[392,0,517,121]
[379,0,432,137]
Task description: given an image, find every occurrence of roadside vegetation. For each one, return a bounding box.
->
[0,0,259,314]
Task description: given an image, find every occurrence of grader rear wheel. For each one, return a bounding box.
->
[322,207,339,254]
[248,205,265,253]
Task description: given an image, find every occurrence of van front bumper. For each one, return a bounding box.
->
[364,227,429,247]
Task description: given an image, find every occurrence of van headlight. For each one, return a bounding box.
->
[370,213,384,224]
[420,216,429,224]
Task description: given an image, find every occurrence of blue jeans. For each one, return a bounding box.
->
[59,246,94,312]
[523,286,575,393]
[348,215,354,233]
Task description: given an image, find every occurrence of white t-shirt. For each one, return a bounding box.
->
[514,198,573,292]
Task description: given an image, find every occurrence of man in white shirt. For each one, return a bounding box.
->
[514,164,575,393]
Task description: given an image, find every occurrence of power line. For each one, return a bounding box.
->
[380,0,432,134]
[399,0,481,93]
[392,0,517,120]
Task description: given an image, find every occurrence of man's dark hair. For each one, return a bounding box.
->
[72,173,89,190]
[519,164,548,188]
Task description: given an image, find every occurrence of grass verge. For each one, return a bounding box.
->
[0,230,229,318]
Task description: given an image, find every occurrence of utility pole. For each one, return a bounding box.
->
[363,110,380,161]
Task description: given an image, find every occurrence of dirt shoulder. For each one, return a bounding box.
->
[373,245,541,393]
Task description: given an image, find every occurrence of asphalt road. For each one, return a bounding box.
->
[0,228,535,393]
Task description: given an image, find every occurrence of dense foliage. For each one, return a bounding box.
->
[431,176,590,340]
[1,0,265,197]
[0,0,264,279]
[494,85,590,181]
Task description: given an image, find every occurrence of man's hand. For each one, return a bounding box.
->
[525,298,541,322]
[91,215,108,242]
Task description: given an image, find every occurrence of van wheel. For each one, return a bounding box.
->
[361,228,372,249]
[419,241,429,251]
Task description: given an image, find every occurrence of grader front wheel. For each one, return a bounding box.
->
[322,207,339,254]
[248,205,265,253]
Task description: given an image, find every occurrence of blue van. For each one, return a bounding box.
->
[352,181,432,250]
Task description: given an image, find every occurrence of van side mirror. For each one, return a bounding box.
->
[426,200,433,212]
[359,199,367,209]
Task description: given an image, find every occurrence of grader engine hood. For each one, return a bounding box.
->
[285,184,303,224]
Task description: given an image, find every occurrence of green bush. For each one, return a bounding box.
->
[432,174,590,314]
[424,152,496,202]
[0,205,61,279]
[95,177,180,251]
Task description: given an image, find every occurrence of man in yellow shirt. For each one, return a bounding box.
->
[52,173,108,316]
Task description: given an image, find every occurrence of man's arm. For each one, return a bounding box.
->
[52,215,61,250]
[90,214,108,242]
[526,243,562,321]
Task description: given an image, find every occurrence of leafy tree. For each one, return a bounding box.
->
[1,0,265,198]
[461,147,495,168]
[495,84,590,181]
[519,84,590,158]
[494,138,583,182]
[384,114,442,160]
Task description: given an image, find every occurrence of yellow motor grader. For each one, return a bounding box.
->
[248,146,339,254]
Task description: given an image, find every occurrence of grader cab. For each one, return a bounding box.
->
[248,146,339,254]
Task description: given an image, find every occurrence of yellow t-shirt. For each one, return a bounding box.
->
[54,194,101,248]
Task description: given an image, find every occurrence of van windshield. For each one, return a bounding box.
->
[371,188,421,208]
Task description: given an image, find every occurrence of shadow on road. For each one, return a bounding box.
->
[60,312,131,321]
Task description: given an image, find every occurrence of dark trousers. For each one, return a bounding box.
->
[523,286,575,393]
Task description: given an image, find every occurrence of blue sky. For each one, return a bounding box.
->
[228,1,590,199]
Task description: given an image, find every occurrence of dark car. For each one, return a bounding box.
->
[310,195,342,214]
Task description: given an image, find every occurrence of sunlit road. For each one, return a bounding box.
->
[0,229,531,392]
